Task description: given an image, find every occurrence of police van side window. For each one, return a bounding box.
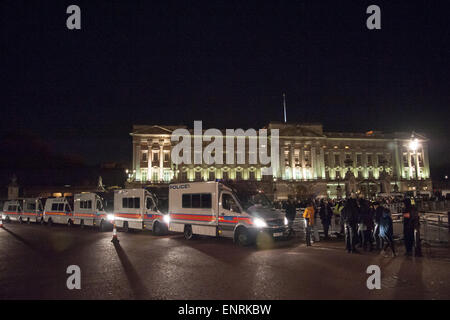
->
[122,197,140,209]
[27,203,36,211]
[87,200,92,209]
[201,194,212,208]
[58,203,64,211]
[51,203,58,211]
[191,194,200,208]
[182,193,212,209]
[222,193,240,212]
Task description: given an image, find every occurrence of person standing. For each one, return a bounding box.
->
[373,202,384,250]
[285,197,297,233]
[402,198,422,256]
[342,195,359,253]
[358,198,372,251]
[303,201,315,246]
[319,199,333,239]
[379,207,396,257]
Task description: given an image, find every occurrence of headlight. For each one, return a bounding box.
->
[163,214,170,224]
[253,218,267,228]
[284,217,288,225]
[107,214,115,222]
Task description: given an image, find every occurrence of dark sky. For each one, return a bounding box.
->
[2,0,449,176]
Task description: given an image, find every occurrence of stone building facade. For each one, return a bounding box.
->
[129,123,432,200]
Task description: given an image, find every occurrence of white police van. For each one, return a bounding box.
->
[168,181,288,246]
[73,192,114,231]
[2,200,23,223]
[43,197,74,226]
[113,188,169,234]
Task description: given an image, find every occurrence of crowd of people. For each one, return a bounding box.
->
[280,194,422,257]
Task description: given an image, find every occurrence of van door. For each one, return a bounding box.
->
[218,191,242,235]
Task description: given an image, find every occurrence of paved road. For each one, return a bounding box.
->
[0,222,449,299]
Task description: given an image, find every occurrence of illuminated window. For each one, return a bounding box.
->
[141,169,147,182]
[141,151,148,162]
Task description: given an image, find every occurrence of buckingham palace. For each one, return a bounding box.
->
[128,122,432,200]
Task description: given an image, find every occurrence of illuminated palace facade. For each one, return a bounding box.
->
[129,123,432,199]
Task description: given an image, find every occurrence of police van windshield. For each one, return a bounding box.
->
[237,192,274,210]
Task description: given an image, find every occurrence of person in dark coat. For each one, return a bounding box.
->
[402,198,422,256]
[358,199,372,251]
[285,197,297,230]
[373,202,384,250]
[379,208,396,257]
[342,196,359,253]
[319,199,333,239]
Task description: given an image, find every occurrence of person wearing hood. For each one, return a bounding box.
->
[379,207,396,257]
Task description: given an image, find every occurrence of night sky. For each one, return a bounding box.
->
[2,0,449,178]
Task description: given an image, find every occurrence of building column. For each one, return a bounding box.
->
[319,148,326,179]
[422,145,430,179]
[135,143,141,181]
[147,140,152,182]
[159,144,164,182]
[311,146,317,179]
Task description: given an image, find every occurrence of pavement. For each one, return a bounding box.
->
[0,222,449,300]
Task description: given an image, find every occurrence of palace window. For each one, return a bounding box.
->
[356,154,362,167]
[152,151,159,162]
[334,154,340,167]
[141,151,148,162]
[164,151,170,162]
[141,169,148,182]
[304,150,311,167]
[403,153,408,167]
[367,154,373,166]
[418,154,424,167]
[163,170,172,182]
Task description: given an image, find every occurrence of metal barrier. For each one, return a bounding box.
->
[392,212,449,244]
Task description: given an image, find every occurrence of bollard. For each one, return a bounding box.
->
[111,222,119,243]
[0,215,3,228]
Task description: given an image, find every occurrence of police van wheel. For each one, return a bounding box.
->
[153,222,163,236]
[47,219,53,227]
[123,222,130,233]
[67,219,73,227]
[27,218,31,224]
[184,225,194,240]
[19,217,23,224]
[235,227,251,246]
[80,220,84,229]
